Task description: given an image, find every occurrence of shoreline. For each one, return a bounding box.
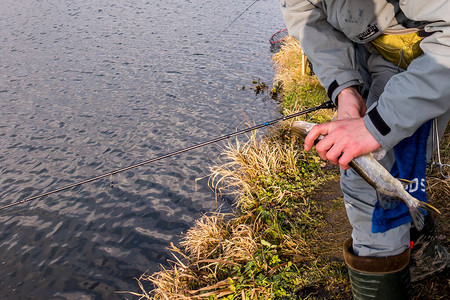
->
[130,36,450,300]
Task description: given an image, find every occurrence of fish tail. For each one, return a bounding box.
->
[409,206,426,231]
[410,201,441,231]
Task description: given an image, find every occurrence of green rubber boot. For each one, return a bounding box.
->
[343,238,412,300]
[410,213,450,282]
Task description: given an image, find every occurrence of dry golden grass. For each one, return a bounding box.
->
[272,36,315,94]
[129,211,263,299]
[427,176,450,204]
[272,36,334,125]
[427,126,450,224]
[180,213,230,261]
[209,131,305,211]
[222,224,258,263]
[211,127,334,217]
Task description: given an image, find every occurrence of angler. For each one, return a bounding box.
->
[280,0,450,299]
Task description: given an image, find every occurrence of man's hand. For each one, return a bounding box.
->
[304,87,379,169]
[304,118,381,169]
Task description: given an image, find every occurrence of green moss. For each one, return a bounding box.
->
[281,81,327,111]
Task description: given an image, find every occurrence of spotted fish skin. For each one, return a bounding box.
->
[291,120,440,231]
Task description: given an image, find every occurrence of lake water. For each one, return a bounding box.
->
[0,1,286,299]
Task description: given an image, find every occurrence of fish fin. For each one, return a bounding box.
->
[410,201,441,231]
[376,191,401,209]
[409,206,426,231]
[418,201,441,215]
[398,178,414,186]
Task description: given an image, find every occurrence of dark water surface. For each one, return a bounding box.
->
[0,1,285,299]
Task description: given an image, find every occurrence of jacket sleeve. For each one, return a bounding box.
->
[364,0,450,150]
[280,0,364,103]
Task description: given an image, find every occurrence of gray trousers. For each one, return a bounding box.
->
[342,158,411,256]
[343,44,448,257]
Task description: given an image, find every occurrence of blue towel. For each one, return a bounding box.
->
[371,120,432,233]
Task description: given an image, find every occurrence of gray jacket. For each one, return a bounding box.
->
[280,0,450,150]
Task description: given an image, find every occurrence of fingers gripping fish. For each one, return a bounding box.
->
[291,120,440,231]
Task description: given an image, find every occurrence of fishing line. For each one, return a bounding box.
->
[0,100,335,212]
[219,0,260,35]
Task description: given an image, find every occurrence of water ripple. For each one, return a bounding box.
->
[0,0,285,298]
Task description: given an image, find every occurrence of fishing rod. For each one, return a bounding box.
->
[219,0,260,35]
[0,100,335,212]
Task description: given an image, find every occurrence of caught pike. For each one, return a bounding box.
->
[291,120,440,231]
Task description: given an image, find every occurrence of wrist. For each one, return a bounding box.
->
[336,86,366,119]
[337,86,362,104]
[338,86,359,96]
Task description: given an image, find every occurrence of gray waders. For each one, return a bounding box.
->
[343,238,412,300]
[343,217,450,300]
